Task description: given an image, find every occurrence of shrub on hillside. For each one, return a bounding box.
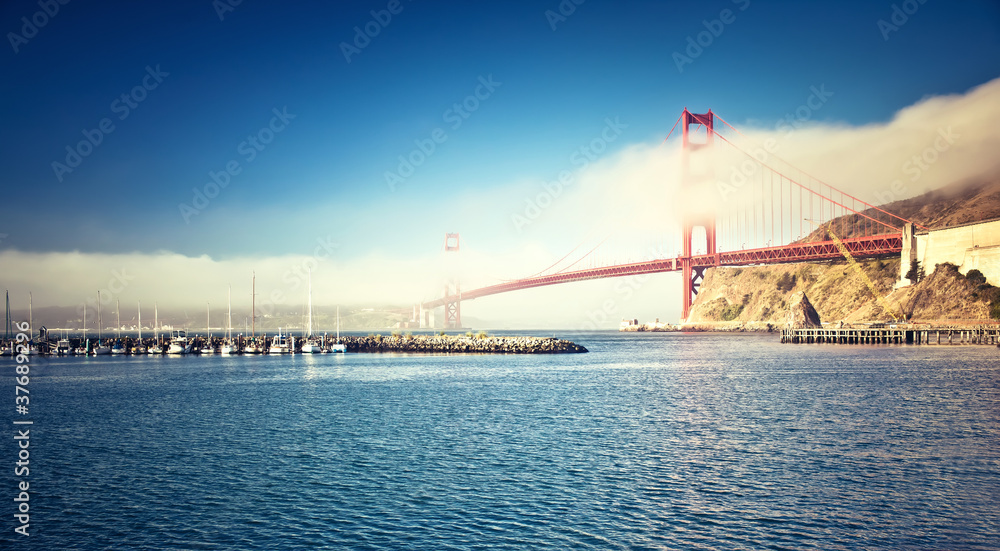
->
[776,272,796,292]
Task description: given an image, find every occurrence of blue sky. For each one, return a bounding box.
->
[3,0,998,257]
[2,0,999,325]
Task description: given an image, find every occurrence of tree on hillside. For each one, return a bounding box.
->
[776,272,796,292]
[905,260,925,283]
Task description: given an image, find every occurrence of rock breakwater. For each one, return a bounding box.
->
[339,334,588,354]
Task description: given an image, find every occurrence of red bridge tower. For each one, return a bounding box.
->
[443,232,462,329]
[680,108,717,321]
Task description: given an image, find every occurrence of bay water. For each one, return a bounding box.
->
[3,332,998,549]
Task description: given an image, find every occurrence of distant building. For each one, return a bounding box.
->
[620,318,640,330]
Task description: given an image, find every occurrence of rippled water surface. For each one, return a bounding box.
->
[4,332,999,549]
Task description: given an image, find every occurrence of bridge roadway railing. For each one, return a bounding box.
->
[422,234,903,310]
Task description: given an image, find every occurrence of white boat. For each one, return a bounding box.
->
[74,339,89,356]
[300,341,320,353]
[55,337,72,355]
[329,305,346,353]
[269,328,290,354]
[167,330,193,354]
[301,270,321,353]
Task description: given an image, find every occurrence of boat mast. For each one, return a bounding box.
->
[154,302,158,342]
[116,299,121,342]
[5,290,10,340]
[207,302,210,339]
[138,301,142,340]
[97,291,102,344]
[227,285,232,342]
[28,292,32,340]
[307,268,313,339]
[251,271,256,338]
[336,305,340,343]
[83,299,87,340]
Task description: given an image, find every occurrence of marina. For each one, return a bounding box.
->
[0,332,349,356]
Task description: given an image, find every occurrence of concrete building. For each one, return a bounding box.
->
[899,217,1000,286]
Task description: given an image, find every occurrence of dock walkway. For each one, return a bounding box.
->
[781,325,1000,345]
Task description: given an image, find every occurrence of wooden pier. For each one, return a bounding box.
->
[781,325,1000,345]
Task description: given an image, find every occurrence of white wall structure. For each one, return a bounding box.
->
[909,217,1000,285]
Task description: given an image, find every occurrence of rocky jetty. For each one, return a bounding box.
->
[338,334,588,354]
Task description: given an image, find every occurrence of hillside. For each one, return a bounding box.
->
[690,176,1000,327]
[799,175,1000,242]
[688,259,996,327]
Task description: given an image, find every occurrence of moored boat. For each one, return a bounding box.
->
[166,330,193,354]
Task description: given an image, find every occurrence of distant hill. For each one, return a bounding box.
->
[798,174,1000,243]
[6,304,417,334]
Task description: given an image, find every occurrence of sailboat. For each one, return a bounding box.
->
[244,272,261,354]
[73,302,88,355]
[203,302,218,354]
[134,301,147,354]
[149,302,162,354]
[27,292,38,355]
[329,306,346,353]
[221,286,235,355]
[92,292,111,355]
[111,299,126,354]
[1,291,11,356]
[301,269,320,353]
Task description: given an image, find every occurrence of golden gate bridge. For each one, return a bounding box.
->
[421,109,927,328]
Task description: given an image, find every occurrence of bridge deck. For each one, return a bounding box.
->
[422,234,902,309]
